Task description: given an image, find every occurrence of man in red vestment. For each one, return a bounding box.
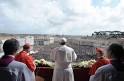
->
[89,48,110,75]
[15,43,36,72]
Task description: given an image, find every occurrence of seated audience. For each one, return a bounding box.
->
[0,38,32,81]
[91,43,124,81]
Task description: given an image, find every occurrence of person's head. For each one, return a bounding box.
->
[23,43,31,52]
[96,48,104,58]
[3,38,19,55]
[107,43,124,60]
[59,38,67,45]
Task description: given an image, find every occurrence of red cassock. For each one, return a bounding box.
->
[89,57,110,75]
[15,51,36,72]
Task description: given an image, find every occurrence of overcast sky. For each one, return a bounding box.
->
[0,0,124,35]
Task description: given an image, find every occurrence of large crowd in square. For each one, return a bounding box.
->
[0,38,124,81]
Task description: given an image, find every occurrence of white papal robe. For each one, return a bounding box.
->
[50,45,77,81]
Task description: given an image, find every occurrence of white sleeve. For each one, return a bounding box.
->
[72,50,77,61]
[21,64,35,81]
[89,75,95,81]
[92,68,104,81]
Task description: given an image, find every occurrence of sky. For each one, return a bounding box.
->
[0,0,124,35]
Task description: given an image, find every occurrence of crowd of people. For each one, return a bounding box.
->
[0,38,124,81]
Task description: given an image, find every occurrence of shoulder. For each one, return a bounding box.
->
[64,45,74,51]
[16,51,26,57]
[91,62,99,67]
[96,59,110,65]
[9,60,27,70]
[96,64,114,73]
[100,58,110,63]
